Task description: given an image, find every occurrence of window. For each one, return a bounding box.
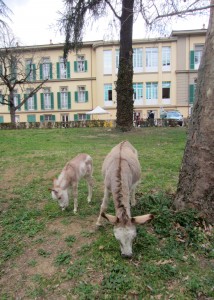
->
[41,88,54,110]
[74,113,90,121]
[194,45,204,69]
[103,50,112,74]
[146,48,158,72]
[40,114,55,122]
[27,96,34,110]
[133,48,143,72]
[77,56,85,72]
[162,47,171,71]
[61,114,69,122]
[75,86,88,103]
[25,89,37,111]
[44,115,52,121]
[190,45,204,70]
[40,58,52,79]
[58,87,71,109]
[13,91,21,110]
[146,82,158,105]
[78,114,87,121]
[74,56,87,72]
[133,83,143,104]
[0,116,4,123]
[162,82,171,104]
[104,84,112,101]
[26,59,35,81]
[59,57,67,79]
[115,49,120,71]
[44,88,51,109]
[61,87,68,109]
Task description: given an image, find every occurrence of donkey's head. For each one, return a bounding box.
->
[102,213,153,258]
[50,179,69,211]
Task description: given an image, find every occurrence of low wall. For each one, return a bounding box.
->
[0,118,188,130]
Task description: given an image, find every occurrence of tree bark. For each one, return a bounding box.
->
[174,0,214,223]
[116,0,134,131]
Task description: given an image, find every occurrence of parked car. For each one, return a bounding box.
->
[162,111,184,126]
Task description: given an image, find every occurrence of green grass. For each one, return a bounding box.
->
[0,127,213,299]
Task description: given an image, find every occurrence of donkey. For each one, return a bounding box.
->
[50,153,93,213]
[96,141,153,258]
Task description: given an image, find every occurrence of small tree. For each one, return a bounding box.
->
[0,31,47,123]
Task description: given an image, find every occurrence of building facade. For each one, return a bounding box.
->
[0,29,206,123]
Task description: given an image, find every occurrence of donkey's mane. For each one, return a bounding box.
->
[115,141,130,224]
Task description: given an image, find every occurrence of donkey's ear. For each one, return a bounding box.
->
[49,189,58,194]
[101,213,118,224]
[132,214,154,225]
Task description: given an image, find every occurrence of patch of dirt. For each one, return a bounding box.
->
[0,215,98,299]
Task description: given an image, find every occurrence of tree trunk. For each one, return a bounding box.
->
[116,0,134,131]
[9,91,16,123]
[174,0,214,223]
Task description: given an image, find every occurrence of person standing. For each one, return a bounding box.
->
[148,110,155,126]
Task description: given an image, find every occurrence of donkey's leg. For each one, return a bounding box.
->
[96,187,110,226]
[72,182,78,213]
[85,175,94,203]
[130,183,138,207]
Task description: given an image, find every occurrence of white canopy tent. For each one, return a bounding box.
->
[86,106,110,115]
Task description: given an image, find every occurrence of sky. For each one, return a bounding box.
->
[6,0,209,46]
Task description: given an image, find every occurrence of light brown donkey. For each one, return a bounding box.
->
[96,141,153,258]
[50,154,93,212]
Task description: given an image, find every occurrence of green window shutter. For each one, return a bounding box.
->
[40,115,44,122]
[0,116,4,123]
[51,115,56,121]
[24,94,28,111]
[41,93,44,110]
[74,61,77,72]
[18,94,21,111]
[49,63,53,79]
[51,92,54,109]
[86,114,90,120]
[57,63,60,79]
[67,62,70,78]
[75,91,78,102]
[189,84,195,104]
[33,64,36,80]
[34,94,37,110]
[190,51,195,70]
[27,115,36,122]
[26,65,30,80]
[57,92,61,109]
[40,64,43,80]
[68,92,71,109]
[0,64,2,75]
[74,114,78,121]
[85,91,88,102]
[84,61,88,72]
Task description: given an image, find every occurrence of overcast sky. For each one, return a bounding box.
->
[6,0,209,46]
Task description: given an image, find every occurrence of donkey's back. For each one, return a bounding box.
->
[102,140,141,190]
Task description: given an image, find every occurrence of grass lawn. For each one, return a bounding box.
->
[0,127,213,299]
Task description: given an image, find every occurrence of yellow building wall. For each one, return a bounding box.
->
[0,30,206,123]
